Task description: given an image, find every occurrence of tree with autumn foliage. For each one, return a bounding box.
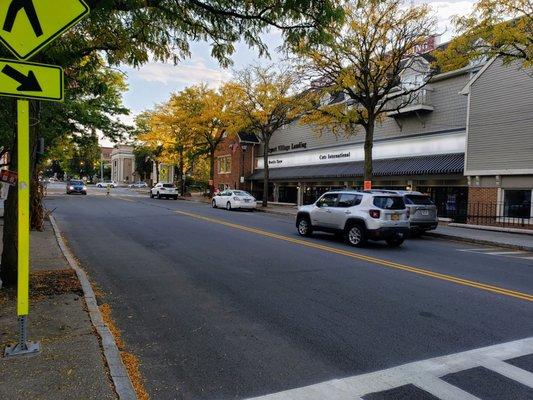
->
[174,85,241,195]
[227,66,311,206]
[435,0,532,72]
[292,0,436,183]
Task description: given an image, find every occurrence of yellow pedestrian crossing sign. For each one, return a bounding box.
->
[0,0,89,60]
[0,58,63,101]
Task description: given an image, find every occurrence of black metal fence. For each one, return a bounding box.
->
[445,201,532,228]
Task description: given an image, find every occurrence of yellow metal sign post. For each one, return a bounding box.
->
[2,0,89,357]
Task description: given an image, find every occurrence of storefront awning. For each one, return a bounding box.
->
[248,153,464,181]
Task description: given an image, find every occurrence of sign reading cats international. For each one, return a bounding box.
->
[0,0,90,60]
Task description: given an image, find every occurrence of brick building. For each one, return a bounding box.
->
[213,132,259,193]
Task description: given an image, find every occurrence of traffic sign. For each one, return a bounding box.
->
[0,0,89,60]
[0,58,63,101]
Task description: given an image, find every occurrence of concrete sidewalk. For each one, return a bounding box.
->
[0,219,119,400]
[429,225,533,252]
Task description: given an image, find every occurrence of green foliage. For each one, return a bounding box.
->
[435,0,533,71]
[133,146,153,181]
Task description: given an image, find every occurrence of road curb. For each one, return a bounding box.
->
[254,207,297,217]
[49,215,137,400]
[426,231,533,252]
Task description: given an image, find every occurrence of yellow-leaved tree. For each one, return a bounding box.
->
[151,98,197,194]
[135,110,172,184]
[174,84,241,195]
[227,65,311,206]
[435,0,533,72]
[293,0,436,182]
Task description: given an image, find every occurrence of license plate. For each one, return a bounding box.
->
[421,210,429,216]
[391,213,399,221]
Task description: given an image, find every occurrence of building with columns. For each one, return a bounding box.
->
[111,145,136,184]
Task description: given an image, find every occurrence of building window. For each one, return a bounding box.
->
[503,189,532,219]
[218,155,231,174]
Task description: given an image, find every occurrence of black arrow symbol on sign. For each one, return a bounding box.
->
[2,65,42,92]
[3,0,43,37]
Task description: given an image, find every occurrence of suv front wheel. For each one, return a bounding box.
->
[345,223,366,247]
[296,216,312,237]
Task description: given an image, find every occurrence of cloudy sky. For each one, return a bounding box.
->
[107,0,475,145]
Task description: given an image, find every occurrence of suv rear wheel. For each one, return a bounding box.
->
[345,224,366,247]
[296,216,312,237]
[386,236,405,247]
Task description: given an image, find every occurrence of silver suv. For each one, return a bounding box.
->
[296,191,410,247]
[375,190,438,234]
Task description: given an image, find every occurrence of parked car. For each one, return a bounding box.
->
[128,181,148,188]
[375,190,438,234]
[150,183,179,199]
[66,180,87,195]
[96,180,116,188]
[296,190,409,247]
[212,190,257,210]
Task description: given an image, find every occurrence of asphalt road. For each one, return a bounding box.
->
[45,186,533,400]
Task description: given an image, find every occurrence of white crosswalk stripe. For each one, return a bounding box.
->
[458,247,533,262]
[247,337,533,400]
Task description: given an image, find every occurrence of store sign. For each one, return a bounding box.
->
[0,169,17,185]
[269,141,307,153]
[257,132,466,170]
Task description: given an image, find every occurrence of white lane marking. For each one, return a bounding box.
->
[410,375,481,400]
[458,248,499,252]
[247,337,533,400]
[480,358,533,388]
[484,251,528,255]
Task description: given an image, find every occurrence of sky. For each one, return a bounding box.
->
[102,0,476,146]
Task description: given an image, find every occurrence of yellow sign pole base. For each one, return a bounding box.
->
[4,99,40,357]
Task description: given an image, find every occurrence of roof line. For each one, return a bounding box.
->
[459,56,498,95]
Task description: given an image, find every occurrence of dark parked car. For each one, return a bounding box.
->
[66,180,87,195]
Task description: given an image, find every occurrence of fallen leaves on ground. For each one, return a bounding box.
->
[30,269,83,298]
[100,303,150,400]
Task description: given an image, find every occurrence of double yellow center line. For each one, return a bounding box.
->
[175,210,533,302]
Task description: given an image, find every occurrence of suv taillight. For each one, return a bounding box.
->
[369,209,380,219]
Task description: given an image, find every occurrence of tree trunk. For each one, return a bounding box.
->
[1,184,18,287]
[262,138,270,207]
[1,100,18,287]
[363,122,375,183]
[179,148,185,195]
[30,101,44,231]
[209,150,215,196]
[155,161,160,183]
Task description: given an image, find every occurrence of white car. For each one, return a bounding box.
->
[96,180,116,188]
[150,183,179,199]
[212,190,257,210]
[128,181,148,188]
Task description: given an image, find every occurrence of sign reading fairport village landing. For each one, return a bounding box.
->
[0,0,89,60]
[1,0,90,358]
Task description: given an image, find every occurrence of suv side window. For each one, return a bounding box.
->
[337,193,362,208]
[316,193,338,207]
